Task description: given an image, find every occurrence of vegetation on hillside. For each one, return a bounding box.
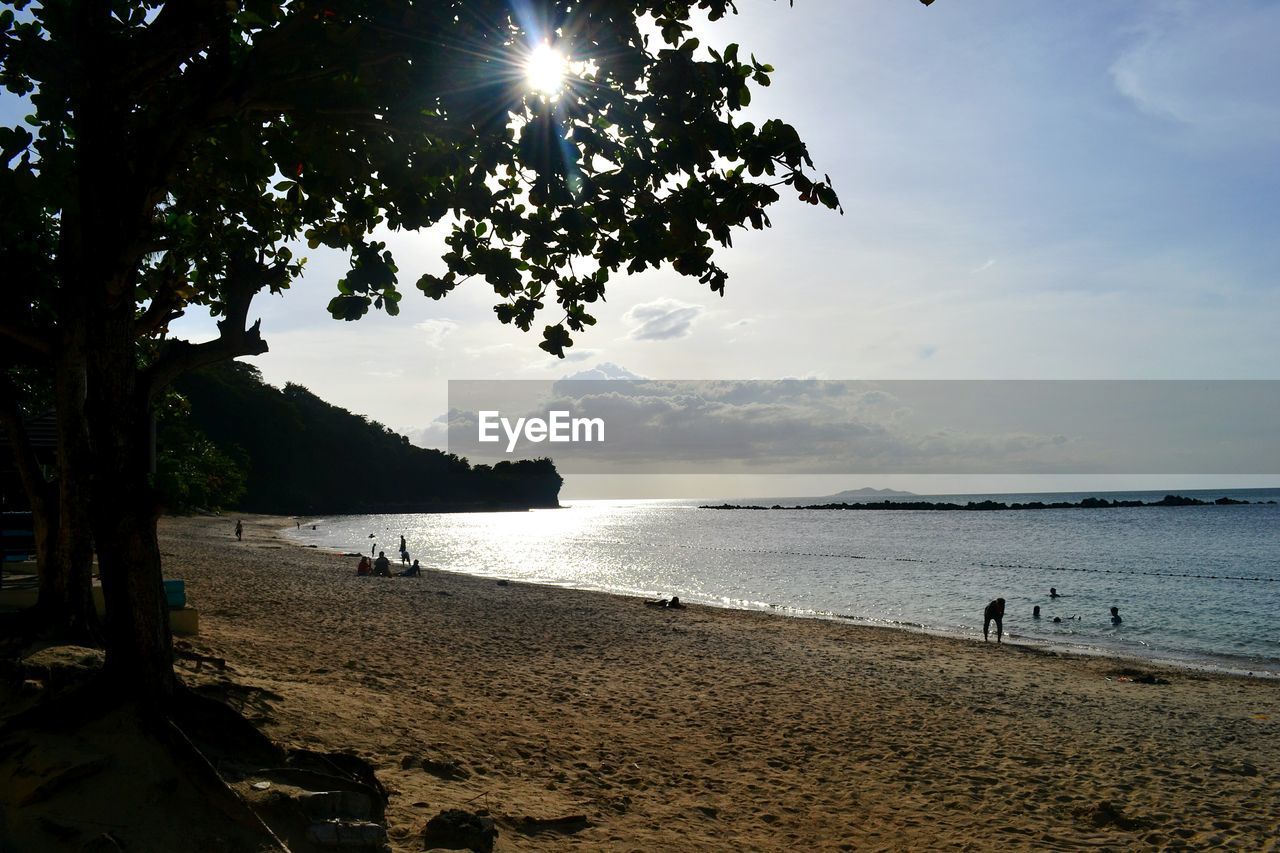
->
[173,362,561,514]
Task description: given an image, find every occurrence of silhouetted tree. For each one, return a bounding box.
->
[0,0,921,702]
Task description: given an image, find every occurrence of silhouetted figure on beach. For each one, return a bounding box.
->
[399,559,421,577]
[400,547,409,565]
[356,556,371,576]
[983,597,1005,643]
[1110,606,1122,625]
[1049,587,1060,598]
[1033,605,1041,619]
[373,551,391,577]
[646,596,685,609]
[399,534,406,554]
[235,520,243,541]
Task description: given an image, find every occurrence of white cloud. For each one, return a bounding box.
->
[562,362,646,381]
[415,318,460,348]
[623,298,705,341]
[1110,3,1280,145]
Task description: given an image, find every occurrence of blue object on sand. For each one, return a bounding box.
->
[163,579,186,609]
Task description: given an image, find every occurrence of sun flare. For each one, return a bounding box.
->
[525,42,568,96]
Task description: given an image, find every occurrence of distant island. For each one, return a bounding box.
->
[701,495,1276,511]
[828,487,917,500]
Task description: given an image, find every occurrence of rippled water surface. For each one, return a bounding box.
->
[290,489,1280,675]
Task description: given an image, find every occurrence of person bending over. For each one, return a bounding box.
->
[983,597,1006,643]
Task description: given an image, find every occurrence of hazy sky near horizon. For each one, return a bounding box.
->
[10,1,1280,496]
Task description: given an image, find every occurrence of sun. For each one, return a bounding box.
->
[525,42,567,96]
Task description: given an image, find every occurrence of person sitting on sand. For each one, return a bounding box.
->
[983,597,1005,643]
[399,560,421,578]
[357,555,372,576]
[1110,606,1122,625]
[1033,605,1041,619]
[646,596,686,609]
[373,551,391,577]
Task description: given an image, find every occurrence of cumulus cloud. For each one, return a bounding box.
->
[444,380,1276,476]
[623,298,704,341]
[406,412,450,450]
[562,362,646,381]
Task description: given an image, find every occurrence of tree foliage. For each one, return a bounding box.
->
[4,0,841,363]
[153,390,248,513]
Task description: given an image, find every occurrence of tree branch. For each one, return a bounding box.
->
[142,279,268,402]
[135,271,190,337]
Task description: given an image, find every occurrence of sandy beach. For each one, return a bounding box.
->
[142,514,1280,850]
[111,515,1280,848]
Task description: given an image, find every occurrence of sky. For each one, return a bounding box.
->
[11,1,1280,497]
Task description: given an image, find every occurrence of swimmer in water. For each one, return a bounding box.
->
[1110,606,1122,625]
[1049,587,1060,598]
[1033,605,1041,619]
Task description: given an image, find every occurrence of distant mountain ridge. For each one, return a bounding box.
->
[829,487,917,499]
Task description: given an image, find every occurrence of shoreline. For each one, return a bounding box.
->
[156,513,1280,850]
[286,517,1280,682]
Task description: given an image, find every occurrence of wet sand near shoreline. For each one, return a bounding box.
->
[167,515,1280,850]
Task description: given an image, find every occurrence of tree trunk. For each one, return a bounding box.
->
[85,306,175,703]
[51,353,98,641]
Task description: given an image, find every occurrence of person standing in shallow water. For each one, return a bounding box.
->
[235,519,243,541]
[1110,606,1123,625]
[983,597,1005,643]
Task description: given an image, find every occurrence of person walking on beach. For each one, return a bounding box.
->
[983,597,1005,643]
[235,519,243,541]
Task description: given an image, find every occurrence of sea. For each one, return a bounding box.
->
[288,488,1280,677]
